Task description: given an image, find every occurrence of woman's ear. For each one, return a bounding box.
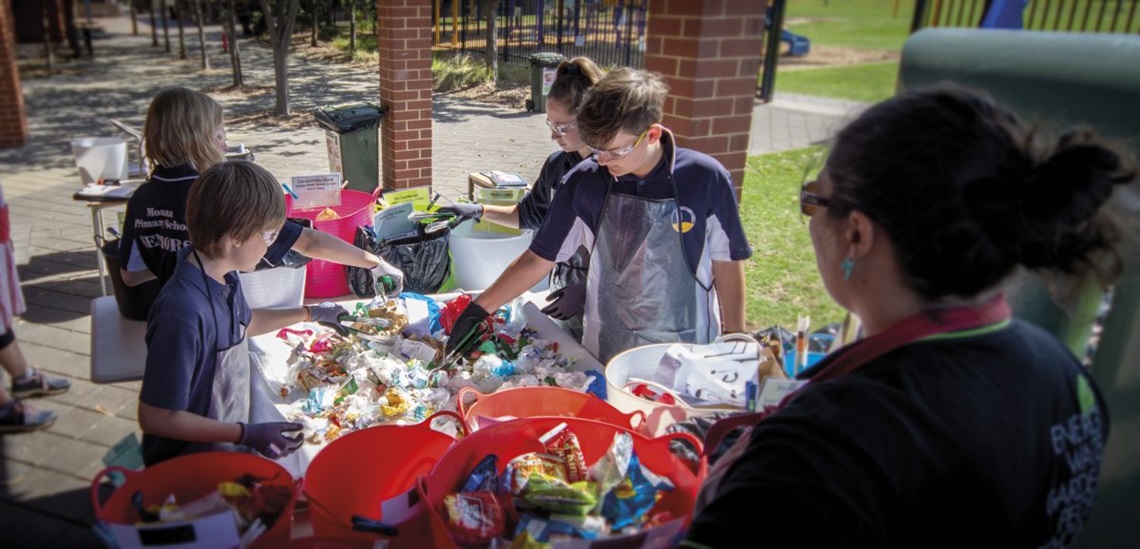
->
[845,211,876,260]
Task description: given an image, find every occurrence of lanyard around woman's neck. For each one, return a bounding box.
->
[702,295,1012,457]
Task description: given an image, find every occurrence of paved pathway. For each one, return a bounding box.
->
[0,13,864,547]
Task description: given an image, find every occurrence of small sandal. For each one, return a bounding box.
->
[11,367,71,399]
[0,400,56,433]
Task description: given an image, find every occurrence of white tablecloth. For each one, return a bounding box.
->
[247,292,602,476]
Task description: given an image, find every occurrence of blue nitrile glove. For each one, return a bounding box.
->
[307,302,349,325]
[237,421,304,459]
[444,302,491,355]
[540,283,587,320]
[371,261,404,299]
[437,202,484,223]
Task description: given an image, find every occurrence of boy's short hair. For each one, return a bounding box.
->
[577,68,669,149]
[144,87,225,173]
[187,161,286,259]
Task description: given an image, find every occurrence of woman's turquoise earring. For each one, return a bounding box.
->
[841,257,855,281]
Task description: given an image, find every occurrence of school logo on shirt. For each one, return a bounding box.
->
[672,207,696,233]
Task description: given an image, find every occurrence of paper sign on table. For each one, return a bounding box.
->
[290,173,342,210]
[372,202,417,242]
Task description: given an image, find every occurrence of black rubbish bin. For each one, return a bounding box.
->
[313,103,386,193]
[528,52,565,113]
[97,236,160,321]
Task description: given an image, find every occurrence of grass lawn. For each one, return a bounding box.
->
[776,61,899,103]
[739,147,845,332]
[785,0,912,50]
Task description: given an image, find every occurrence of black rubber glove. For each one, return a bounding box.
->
[444,302,491,355]
[438,202,484,222]
[307,302,349,325]
[237,421,304,459]
[540,283,587,320]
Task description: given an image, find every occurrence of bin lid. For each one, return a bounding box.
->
[313,102,386,133]
[528,52,565,67]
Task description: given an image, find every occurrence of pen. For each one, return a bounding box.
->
[795,315,810,375]
[281,182,299,199]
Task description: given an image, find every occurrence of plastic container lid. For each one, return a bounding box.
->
[313,102,386,133]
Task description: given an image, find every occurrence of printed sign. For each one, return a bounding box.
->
[290,173,342,210]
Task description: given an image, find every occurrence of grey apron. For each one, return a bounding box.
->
[583,189,717,365]
[189,250,251,454]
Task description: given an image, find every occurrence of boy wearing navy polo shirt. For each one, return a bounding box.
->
[137,161,346,466]
[448,68,752,364]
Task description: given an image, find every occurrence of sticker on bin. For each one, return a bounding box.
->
[290,173,343,210]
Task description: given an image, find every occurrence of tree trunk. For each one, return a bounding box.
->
[41,2,54,75]
[310,0,317,47]
[150,1,159,46]
[161,0,171,52]
[194,0,209,70]
[485,0,500,81]
[176,0,187,59]
[227,0,243,87]
[260,0,301,115]
[130,0,138,35]
[348,0,356,53]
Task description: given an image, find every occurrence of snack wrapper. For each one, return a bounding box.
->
[600,452,674,532]
[443,491,505,545]
[462,454,500,494]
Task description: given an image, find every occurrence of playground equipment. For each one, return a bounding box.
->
[766,5,810,57]
[900,29,1140,549]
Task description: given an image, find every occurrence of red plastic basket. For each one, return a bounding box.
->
[417,416,706,548]
[457,386,647,434]
[302,411,464,542]
[90,452,299,549]
[287,189,379,298]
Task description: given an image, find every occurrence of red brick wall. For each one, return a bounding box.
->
[644,0,767,196]
[0,0,28,148]
[377,0,434,191]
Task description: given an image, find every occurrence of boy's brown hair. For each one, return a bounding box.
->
[187,161,286,259]
[576,68,669,149]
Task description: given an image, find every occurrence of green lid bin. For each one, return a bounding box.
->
[314,103,385,193]
[527,52,565,114]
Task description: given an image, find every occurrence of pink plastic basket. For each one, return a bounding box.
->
[287,189,378,298]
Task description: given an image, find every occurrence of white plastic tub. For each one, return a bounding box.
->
[448,222,541,292]
[71,137,128,184]
[239,267,307,310]
[605,343,745,436]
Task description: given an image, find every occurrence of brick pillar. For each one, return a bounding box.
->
[377,0,434,191]
[0,0,28,148]
[644,0,767,196]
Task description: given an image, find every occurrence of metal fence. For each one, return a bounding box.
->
[433,0,649,68]
[914,0,1140,32]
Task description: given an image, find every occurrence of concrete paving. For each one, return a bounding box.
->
[0,13,864,547]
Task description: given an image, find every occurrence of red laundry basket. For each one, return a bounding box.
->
[302,411,464,542]
[90,452,299,549]
[457,386,647,434]
[287,189,379,299]
[417,416,706,548]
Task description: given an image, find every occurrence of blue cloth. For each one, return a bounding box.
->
[530,133,753,274]
[139,247,252,466]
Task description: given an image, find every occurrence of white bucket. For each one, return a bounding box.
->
[239,267,307,310]
[605,343,745,436]
[71,137,129,184]
[448,222,540,292]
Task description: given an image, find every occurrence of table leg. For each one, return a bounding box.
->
[92,207,108,296]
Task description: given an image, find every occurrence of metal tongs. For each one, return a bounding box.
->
[434,320,490,371]
[316,313,393,344]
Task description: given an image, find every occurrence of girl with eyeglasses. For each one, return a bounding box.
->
[684,85,1134,548]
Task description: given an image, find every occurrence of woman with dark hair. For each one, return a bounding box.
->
[440,57,605,338]
[683,85,1135,548]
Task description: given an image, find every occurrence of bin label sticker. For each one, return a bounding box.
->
[542,67,558,96]
[325,130,343,178]
[290,173,343,210]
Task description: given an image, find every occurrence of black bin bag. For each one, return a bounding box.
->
[348,225,451,297]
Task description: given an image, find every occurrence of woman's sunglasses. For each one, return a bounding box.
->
[799,180,837,217]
